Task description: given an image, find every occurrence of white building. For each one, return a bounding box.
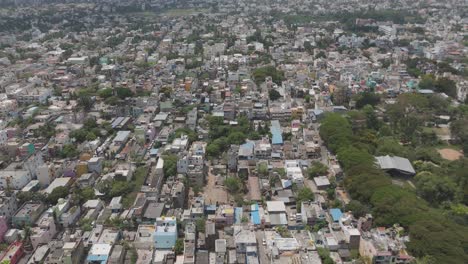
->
[0,170,32,190]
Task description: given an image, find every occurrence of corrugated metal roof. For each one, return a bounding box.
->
[376,155,415,175]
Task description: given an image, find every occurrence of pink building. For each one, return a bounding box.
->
[0,242,24,264]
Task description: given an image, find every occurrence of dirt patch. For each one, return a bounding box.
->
[202,169,229,204]
[438,148,463,161]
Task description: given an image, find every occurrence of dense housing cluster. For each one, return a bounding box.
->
[0,0,467,264]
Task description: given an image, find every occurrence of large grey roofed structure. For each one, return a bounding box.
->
[375,155,415,175]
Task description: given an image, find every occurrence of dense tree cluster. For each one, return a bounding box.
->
[206,115,261,158]
[252,66,285,86]
[320,108,468,263]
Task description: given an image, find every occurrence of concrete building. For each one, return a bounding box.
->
[0,242,24,264]
[154,217,178,249]
[12,202,45,228]
[44,241,85,264]
[87,243,112,264]
[31,215,57,249]
[0,169,32,190]
[0,191,18,220]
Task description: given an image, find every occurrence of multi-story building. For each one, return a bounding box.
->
[86,243,113,264]
[0,217,8,242]
[183,222,196,264]
[12,202,45,228]
[0,191,18,220]
[31,215,57,249]
[154,217,178,249]
[171,181,185,209]
[183,141,207,186]
[0,242,24,264]
[254,139,272,160]
[15,88,52,105]
[227,145,239,172]
[0,169,32,190]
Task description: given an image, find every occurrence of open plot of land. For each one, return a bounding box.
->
[203,170,229,204]
[438,148,463,161]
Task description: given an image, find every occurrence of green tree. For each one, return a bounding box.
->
[174,239,184,255]
[418,74,436,90]
[225,177,242,194]
[317,248,334,264]
[275,226,291,238]
[227,132,247,145]
[196,218,206,233]
[60,144,78,158]
[46,186,69,204]
[434,77,457,98]
[257,163,269,177]
[98,88,113,99]
[252,66,285,85]
[269,89,282,101]
[77,187,96,203]
[337,146,374,170]
[296,187,314,210]
[110,181,134,198]
[78,95,93,111]
[414,172,457,205]
[116,87,134,99]
[345,200,369,218]
[363,105,380,130]
[307,161,328,178]
[355,92,381,109]
[162,154,178,177]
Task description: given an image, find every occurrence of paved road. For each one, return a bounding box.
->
[255,230,270,264]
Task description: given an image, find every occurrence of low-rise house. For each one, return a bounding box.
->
[314,176,331,190]
[142,202,165,224]
[265,201,287,226]
[233,225,257,254]
[109,196,123,213]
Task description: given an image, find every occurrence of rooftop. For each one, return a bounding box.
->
[375,155,415,175]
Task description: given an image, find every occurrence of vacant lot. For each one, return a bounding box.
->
[203,169,229,204]
[438,148,463,161]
